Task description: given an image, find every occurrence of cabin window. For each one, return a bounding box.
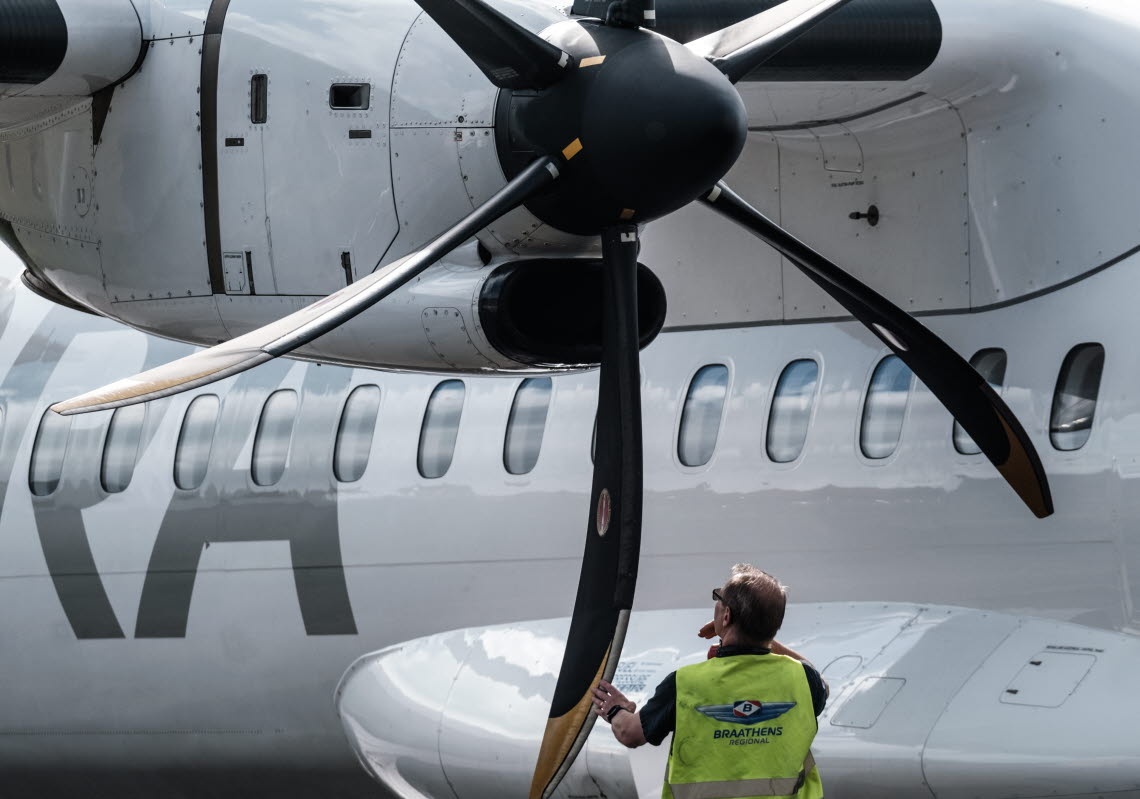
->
[252,390,299,486]
[418,380,465,478]
[953,349,1008,455]
[1050,343,1105,451]
[30,409,70,497]
[174,395,220,490]
[334,385,381,483]
[250,74,268,123]
[678,364,729,467]
[101,405,146,494]
[860,355,912,459]
[767,359,819,463]
[504,377,552,475]
[329,83,370,110]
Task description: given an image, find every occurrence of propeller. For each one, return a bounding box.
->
[52,0,1053,796]
[700,182,1053,518]
[50,156,560,414]
[530,225,643,799]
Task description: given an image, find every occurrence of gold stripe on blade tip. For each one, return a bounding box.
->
[50,366,230,414]
[579,55,606,68]
[562,138,584,160]
[995,415,1051,519]
[529,646,612,799]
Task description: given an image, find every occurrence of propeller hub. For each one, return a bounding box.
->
[495,20,747,234]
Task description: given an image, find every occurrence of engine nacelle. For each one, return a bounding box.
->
[288,253,667,374]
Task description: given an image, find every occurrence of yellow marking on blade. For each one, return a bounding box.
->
[619,208,635,220]
[50,366,230,414]
[562,138,583,160]
[529,645,612,799]
[995,415,1052,518]
[579,55,606,68]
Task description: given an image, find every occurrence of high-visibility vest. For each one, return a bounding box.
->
[663,654,823,799]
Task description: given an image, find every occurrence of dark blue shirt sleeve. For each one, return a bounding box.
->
[803,662,827,717]
[637,671,676,746]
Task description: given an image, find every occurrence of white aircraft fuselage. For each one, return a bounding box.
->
[2,0,1139,797]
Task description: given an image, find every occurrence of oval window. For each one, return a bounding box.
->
[504,377,552,475]
[418,380,465,479]
[101,405,146,493]
[953,349,1008,455]
[678,364,729,467]
[860,355,912,459]
[174,395,220,490]
[767,359,819,463]
[1050,343,1105,451]
[334,385,381,483]
[30,409,71,497]
[252,390,299,486]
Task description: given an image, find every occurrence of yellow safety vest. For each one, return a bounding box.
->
[663,654,823,799]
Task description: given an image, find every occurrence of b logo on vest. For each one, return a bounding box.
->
[695,701,796,725]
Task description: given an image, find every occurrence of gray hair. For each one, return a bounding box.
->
[720,564,787,644]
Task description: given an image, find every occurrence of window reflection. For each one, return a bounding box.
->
[101,405,146,493]
[1050,343,1105,451]
[504,378,552,475]
[767,360,819,463]
[174,395,220,490]
[252,390,299,486]
[419,380,465,478]
[953,349,1007,455]
[678,365,729,467]
[860,355,912,459]
[30,409,70,497]
[335,385,381,483]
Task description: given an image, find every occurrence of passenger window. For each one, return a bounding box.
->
[767,359,819,463]
[29,409,71,496]
[504,377,552,475]
[174,395,220,490]
[1050,343,1105,451]
[334,385,381,483]
[329,83,370,110]
[418,380,465,478]
[252,390,299,486]
[953,349,1008,455]
[860,355,912,459]
[101,405,146,493]
[678,365,729,467]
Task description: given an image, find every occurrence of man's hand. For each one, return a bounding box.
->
[592,680,635,720]
[593,679,646,748]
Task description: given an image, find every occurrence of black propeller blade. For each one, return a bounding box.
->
[52,157,561,413]
[530,225,643,799]
[685,0,857,83]
[411,0,572,89]
[701,181,1053,519]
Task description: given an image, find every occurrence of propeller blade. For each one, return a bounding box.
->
[686,0,857,83]
[702,182,1053,519]
[50,157,561,416]
[411,0,572,89]
[530,225,643,799]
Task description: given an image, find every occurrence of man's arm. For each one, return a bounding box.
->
[770,641,830,699]
[593,680,647,748]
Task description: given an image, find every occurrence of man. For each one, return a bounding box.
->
[593,564,827,799]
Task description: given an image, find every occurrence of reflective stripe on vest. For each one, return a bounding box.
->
[668,752,815,799]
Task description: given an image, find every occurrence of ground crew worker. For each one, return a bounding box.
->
[592,564,828,799]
